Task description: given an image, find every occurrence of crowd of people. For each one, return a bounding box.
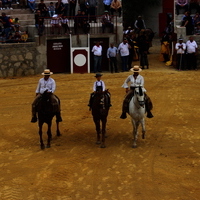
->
[176,0,200,35]
[91,24,155,74]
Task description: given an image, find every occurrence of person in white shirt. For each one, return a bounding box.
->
[120,65,153,119]
[118,38,130,72]
[175,38,186,70]
[92,41,103,73]
[31,69,62,123]
[186,36,198,70]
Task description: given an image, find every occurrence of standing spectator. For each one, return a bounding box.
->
[110,0,121,17]
[28,0,36,13]
[137,32,149,69]
[74,9,82,34]
[62,0,69,16]
[118,38,130,72]
[181,11,194,35]
[0,12,12,39]
[35,9,45,35]
[103,0,112,13]
[107,43,118,73]
[189,0,200,14]
[13,31,21,42]
[38,0,48,17]
[48,2,56,17]
[175,38,186,70]
[92,41,102,73]
[55,0,64,14]
[160,31,170,62]
[176,0,189,15]
[134,15,146,33]
[78,0,86,12]
[186,36,198,70]
[81,10,90,33]
[101,10,114,33]
[69,0,77,18]
[86,0,97,23]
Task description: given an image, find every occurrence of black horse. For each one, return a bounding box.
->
[36,91,61,149]
[91,90,110,148]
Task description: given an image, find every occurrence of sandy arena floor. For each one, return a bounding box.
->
[0,40,200,200]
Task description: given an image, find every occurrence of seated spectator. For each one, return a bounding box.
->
[38,0,48,17]
[21,30,28,42]
[28,0,36,13]
[110,0,122,17]
[123,26,134,38]
[101,10,114,33]
[2,0,13,9]
[0,0,2,10]
[20,0,27,9]
[193,12,200,26]
[12,17,20,32]
[35,9,45,35]
[194,23,200,34]
[61,15,70,35]
[48,2,55,17]
[50,14,61,34]
[189,0,200,13]
[176,0,189,15]
[103,0,112,13]
[0,12,12,39]
[13,31,21,42]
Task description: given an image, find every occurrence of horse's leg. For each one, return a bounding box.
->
[46,122,52,148]
[56,121,61,136]
[100,118,107,148]
[94,118,101,144]
[132,120,139,148]
[39,122,45,149]
[141,118,146,139]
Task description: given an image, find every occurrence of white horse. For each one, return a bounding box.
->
[128,86,146,148]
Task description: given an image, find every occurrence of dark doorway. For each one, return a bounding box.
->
[90,38,110,73]
[47,39,70,73]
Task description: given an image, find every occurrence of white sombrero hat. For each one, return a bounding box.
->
[130,65,142,72]
[42,69,53,75]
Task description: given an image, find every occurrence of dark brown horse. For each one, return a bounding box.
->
[36,91,61,149]
[91,90,110,148]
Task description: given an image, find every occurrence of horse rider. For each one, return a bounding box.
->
[120,65,153,119]
[31,69,62,123]
[88,73,111,110]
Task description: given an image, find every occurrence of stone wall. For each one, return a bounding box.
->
[0,43,40,78]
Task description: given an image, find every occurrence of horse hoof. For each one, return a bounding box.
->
[41,145,45,150]
[132,145,137,148]
[46,144,51,148]
[96,141,101,144]
[100,145,106,148]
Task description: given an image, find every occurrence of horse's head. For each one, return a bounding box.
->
[134,86,145,107]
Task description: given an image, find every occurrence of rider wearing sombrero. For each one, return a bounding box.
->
[31,69,62,123]
[120,65,153,119]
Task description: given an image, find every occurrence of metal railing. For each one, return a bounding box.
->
[39,14,118,36]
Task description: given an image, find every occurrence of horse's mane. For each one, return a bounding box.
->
[138,86,143,96]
